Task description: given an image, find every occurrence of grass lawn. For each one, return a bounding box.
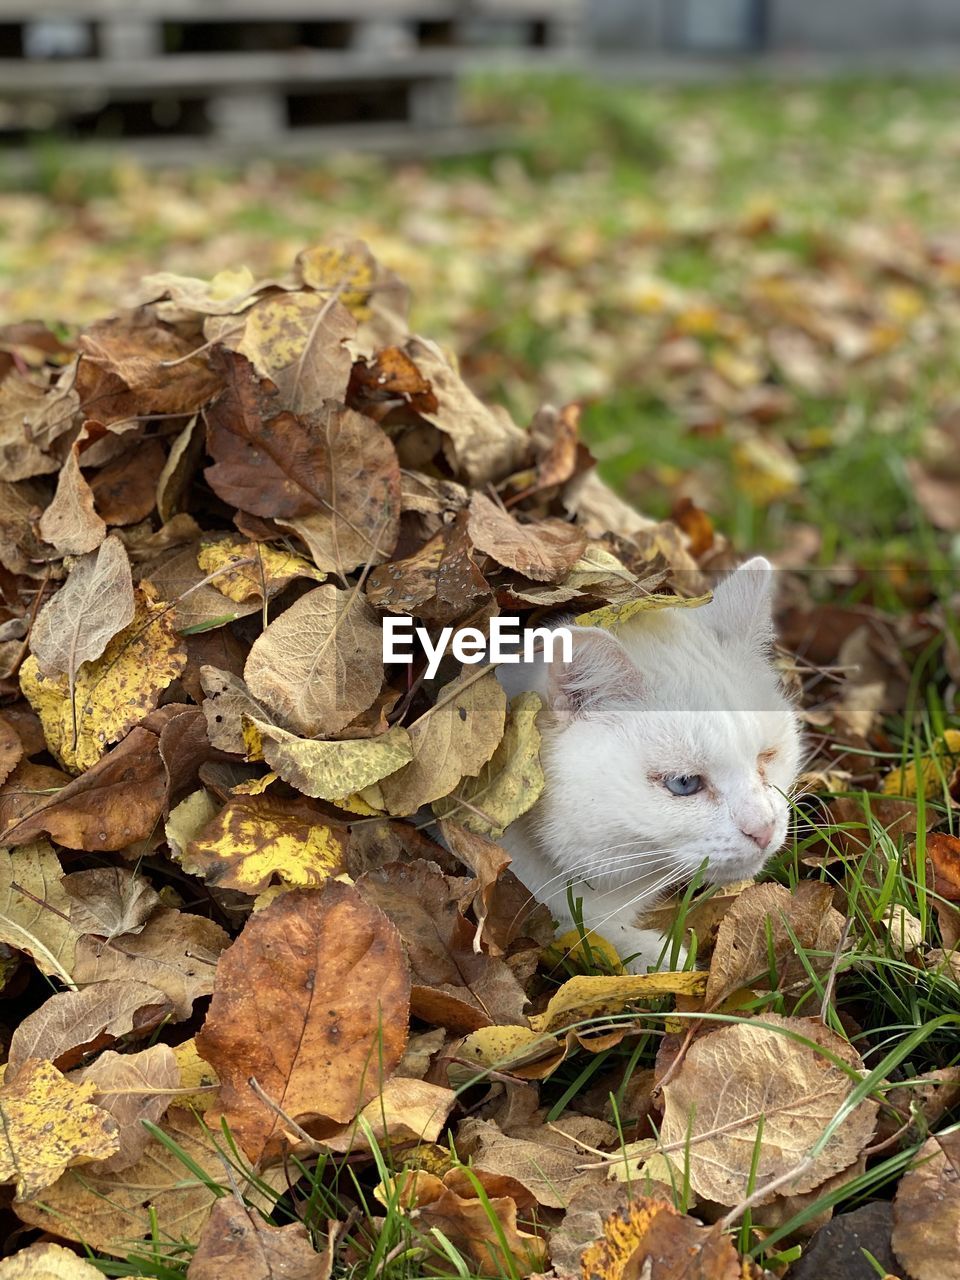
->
[1,73,959,1277]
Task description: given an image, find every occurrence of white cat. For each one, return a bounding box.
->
[499,557,801,972]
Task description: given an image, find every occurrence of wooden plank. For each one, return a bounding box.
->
[0,1,577,20]
[0,47,573,96]
[0,121,510,172]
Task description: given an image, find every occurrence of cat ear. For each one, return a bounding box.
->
[705,555,775,649]
[547,626,644,725]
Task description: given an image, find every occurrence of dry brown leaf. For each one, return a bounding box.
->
[467,491,587,582]
[395,1169,547,1278]
[72,907,230,1021]
[578,1194,745,1280]
[277,403,401,575]
[704,881,846,1008]
[660,1015,878,1206]
[926,832,960,902]
[456,1114,615,1209]
[0,715,23,788]
[366,512,490,623]
[78,1045,180,1173]
[76,312,219,422]
[0,374,61,481]
[205,288,356,413]
[38,441,105,556]
[7,979,173,1074]
[195,881,410,1163]
[357,860,528,1033]
[188,1196,332,1280]
[90,437,167,526]
[29,536,135,721]
[319,1076,456,1155]
[62,865,160,939]
[0,724,168,851]
[404,336,527,485]
[380,669,506,815]
[891,1133,960,1280]
[244,585,383,738]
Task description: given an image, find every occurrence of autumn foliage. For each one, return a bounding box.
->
[0,240,958,1279]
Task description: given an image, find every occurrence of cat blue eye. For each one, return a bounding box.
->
[664,774,704,796]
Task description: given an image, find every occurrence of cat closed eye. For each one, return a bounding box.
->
[663,774,704,796]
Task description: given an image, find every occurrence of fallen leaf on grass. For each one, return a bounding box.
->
[390,1168,547,1278]
[0,1058,118,1198]
[243,586,383,738]
[14,1108,240,1257]
[891,1132,960,1280]
[456,1114,616,1209]
[319,1076,456,1155]
[180,793,348,894]
[925,832,960,902]
[188,1196,332,1280]
[883,729,960,798]
[531,970,707,1035]
[195,882,410,1163]
[704,880,845,1008]
[660,1015,878,1206]
[578,1194,748,1280]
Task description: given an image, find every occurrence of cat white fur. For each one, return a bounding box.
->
[498,557,801,972]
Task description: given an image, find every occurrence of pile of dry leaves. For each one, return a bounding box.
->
[0,241,958,1280]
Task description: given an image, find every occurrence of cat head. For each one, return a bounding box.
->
[535,558,801,895]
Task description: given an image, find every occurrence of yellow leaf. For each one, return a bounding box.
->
[574,592,712,630]
[544,930,625,975]
[295,243,376,318]
[0,1241,105,1280]
[0,1059,118,1198]
[20,590,186,772]
[251,718,412,802]
[172,1038,219,1112]
[197,536,324,604]
[180,794,348,894]
[0,843,79,986]
[883,730,960,798]
[531,971,706,1035]
[432,691,544,837]
[732,434,803,506]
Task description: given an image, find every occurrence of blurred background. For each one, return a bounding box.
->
[2,0,960,574]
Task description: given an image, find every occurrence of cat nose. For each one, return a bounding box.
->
[741,821,775,851]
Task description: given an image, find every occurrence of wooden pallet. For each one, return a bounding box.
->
[0,1,579,150]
